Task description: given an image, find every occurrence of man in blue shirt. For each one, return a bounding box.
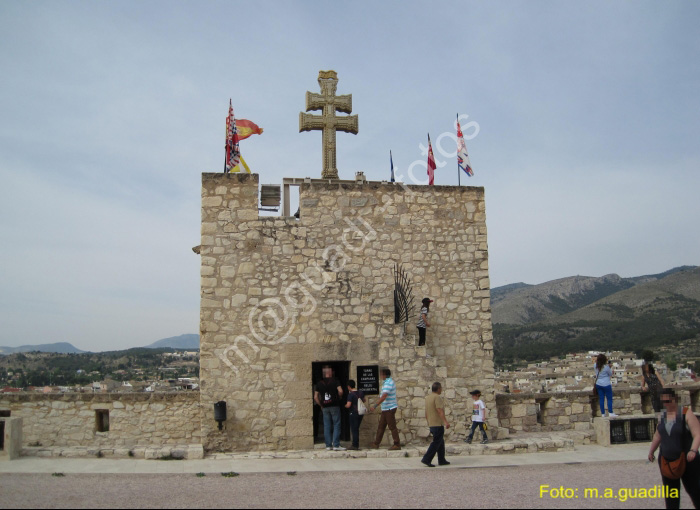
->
[370,368,401,451]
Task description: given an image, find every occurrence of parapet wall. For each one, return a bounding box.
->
[0,392,202,448]
[496,385,700,434]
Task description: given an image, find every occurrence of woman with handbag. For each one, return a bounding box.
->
[648,388,700,509]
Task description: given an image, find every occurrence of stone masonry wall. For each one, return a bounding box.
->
[199,173,495,452]
[0,393,202,448]
[496,385,700,434]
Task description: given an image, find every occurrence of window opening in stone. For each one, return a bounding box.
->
[95,409,110,433]
[536,398,549,426]
[0,420,5,451]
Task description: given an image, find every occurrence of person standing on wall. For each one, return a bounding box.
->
[313,366,346,451]
[345,380,366,451]
[370,368,401,451]
[594,353,618,418]
[421,382,451,468]
[417,298,433,347]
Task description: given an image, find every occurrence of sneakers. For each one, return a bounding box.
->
[326,447,333,451]
[608,413,619,418]
[464,438,472,444]
[333,446,347,451]
[389,445,402,451]
[481,439,489,445]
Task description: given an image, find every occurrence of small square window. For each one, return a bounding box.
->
[95,410,110,433]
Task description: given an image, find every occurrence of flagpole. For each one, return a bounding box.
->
[457,114,461,187]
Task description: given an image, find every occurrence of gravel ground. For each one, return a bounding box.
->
[0,460,696,509]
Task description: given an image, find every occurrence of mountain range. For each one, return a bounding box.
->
[0,342,85,355]
[492,265,700,366]
[0,334,200,355]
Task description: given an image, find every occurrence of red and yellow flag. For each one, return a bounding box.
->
[235,119,264,141]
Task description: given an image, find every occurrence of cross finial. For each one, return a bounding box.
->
[299,70,358,179]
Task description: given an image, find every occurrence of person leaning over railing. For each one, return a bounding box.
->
[648,388,700,510]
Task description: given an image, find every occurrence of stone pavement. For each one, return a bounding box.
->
[0,442,649,474]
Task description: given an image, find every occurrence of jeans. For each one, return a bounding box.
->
[422,426,446,465]
[349,412,364,448]
[596,384,614,415]
[322,406,341,448]
[468,422,487,441]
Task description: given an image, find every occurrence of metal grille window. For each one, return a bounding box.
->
[610,421,627,444]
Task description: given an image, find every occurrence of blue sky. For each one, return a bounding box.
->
[1,1,698,351]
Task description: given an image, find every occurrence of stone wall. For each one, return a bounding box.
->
[199,173,496,452]
[496,385,700,434]
[0,393,202,448]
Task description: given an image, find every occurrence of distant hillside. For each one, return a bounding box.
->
[146,334,199,350]
[0,342,84,355]
[491,282,533,305]
[492,266,697,326]
[493,266,700,367]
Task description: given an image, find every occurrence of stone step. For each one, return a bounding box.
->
[20,444,204,460]
[207,437,575,461]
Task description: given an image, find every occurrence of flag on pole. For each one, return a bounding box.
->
[427,134,436,185]
[225,100,241,173]
[390,150,395,182]
[230,155,252,174]
[235,119,264,141]
[456,115,474,177]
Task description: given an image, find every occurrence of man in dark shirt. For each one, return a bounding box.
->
[314,366,345,451]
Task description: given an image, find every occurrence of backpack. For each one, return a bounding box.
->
[357,394,368,416]
[319,379,339,407]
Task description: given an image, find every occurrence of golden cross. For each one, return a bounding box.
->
[299,71,359,179]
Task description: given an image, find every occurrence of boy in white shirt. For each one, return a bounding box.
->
[465,390,489,445]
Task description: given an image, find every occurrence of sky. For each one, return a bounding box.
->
[1,1,698,351]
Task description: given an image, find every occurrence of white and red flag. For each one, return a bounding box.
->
[225,100,241,173]
[456,116,474,177]
[427,134,436,185]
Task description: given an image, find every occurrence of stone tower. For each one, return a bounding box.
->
[198,173,496,452]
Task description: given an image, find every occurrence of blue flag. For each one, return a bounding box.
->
[390,150,395,182]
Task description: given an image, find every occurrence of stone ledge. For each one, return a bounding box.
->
[205,436,577,461]
[0,392,201,404]
[20,444,204,460]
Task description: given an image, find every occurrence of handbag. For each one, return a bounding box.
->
[357,395,368,416]
[661,455,686,480]
[591,367,601,397]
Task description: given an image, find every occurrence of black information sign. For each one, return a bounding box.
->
[357,365,380,395]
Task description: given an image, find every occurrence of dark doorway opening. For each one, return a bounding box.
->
[0,420,5,451]
[312,361,351,444]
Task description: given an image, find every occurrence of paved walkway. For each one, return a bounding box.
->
[0,443,649,474]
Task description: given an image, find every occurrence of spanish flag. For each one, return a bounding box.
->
[235,119,264,141]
